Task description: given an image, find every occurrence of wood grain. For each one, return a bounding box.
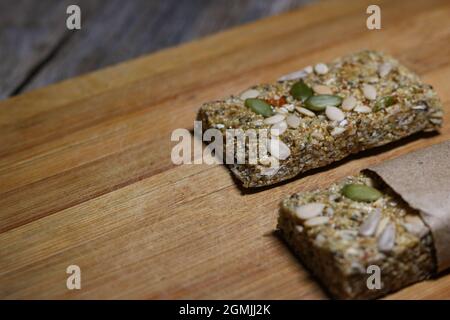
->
[0,0,312,99]
[1,0,450,299]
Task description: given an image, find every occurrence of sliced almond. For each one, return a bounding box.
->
[377,222,396,252]
[294,203,325,220]
[305,216,330,227]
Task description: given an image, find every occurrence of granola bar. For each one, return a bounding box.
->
[277,173,436,299]
[197,50,443,187]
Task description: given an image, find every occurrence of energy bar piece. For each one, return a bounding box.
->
[277,173,436,299]
[197,50,443,187]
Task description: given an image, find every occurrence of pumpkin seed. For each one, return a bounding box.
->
[290,80,313,102]
[341,184,382,202]
[374,96,396,111]
[245,98,274,117]
[304,95,342,112]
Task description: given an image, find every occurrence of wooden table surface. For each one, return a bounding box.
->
[1,0,450,299]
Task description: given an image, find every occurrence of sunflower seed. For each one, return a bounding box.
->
[412,105,427,110]
[294,203,325,220]
[296,106,316,117]
[362,84,377,100]
[314,63,329,75]
[258,156,272,166]
[377,222,396,252]
[376,217,390,237]
[359,209,382,236]
[354,105,372,113]
[304,65,313,73]
[284,103,295,112]
[259,165,279,176]
[240,89,260,100]
[313,84,333,95]
[341,96,357,111]
[305,216,330,227]
[268,138,290,160]
[286,114,301,128]
[378,62,392,77]
[311,130,324,140]
[264,114,285,124]
[403,215,429,238]
[330,127,346,136]
[276,107,289,115]
[278,69,308,81]
[271,121,288,136]
[314,234,327,246]
[326,106,345,121]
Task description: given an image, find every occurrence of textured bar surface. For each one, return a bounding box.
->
[277,173,436,299]
[198,50,443,187]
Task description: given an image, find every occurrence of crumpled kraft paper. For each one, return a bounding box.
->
[366,141,450,272]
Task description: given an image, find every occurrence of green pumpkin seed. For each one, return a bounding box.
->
[290,80,313,102]
[245,98,274,117]
[304,95,342,112]
[374,96,396,111]
[341,184,382,202]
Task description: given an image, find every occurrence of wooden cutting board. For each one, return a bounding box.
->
[1,0,449,299]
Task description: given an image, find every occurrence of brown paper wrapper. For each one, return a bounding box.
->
[366,141,450,272]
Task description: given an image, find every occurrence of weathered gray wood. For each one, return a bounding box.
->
[0,0,313,99]
[0,0,66,99]
[0,0,106,99]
